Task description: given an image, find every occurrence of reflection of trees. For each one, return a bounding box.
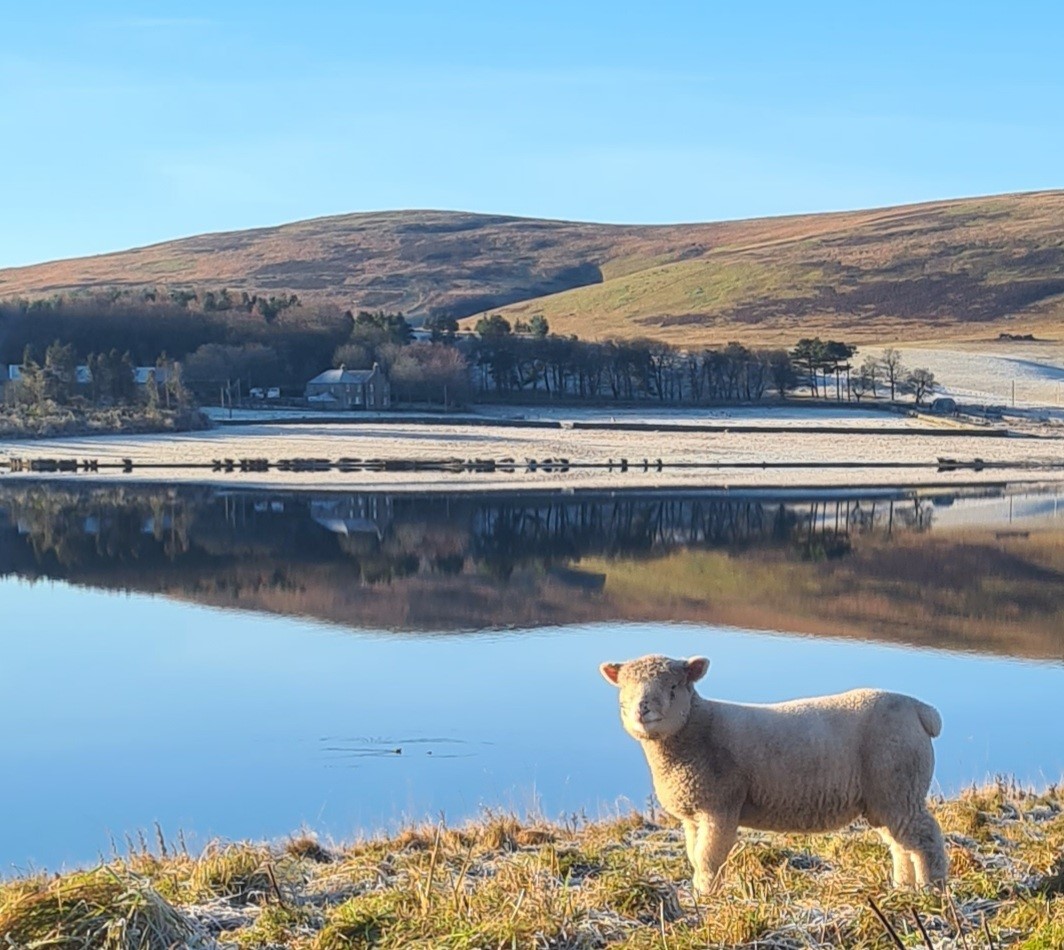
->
[0,487,194,571]
[0,485,944,584]
[4,484,1061,659]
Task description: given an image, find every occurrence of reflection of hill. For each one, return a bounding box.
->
[581,532,1064,661]
[1,485,1061,661]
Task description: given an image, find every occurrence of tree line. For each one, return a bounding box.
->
[6,341,191,412]
[463,316,939,405]
[1,288,942,408]
[0,289,354,398]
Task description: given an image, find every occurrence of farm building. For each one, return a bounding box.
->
[304,363,390,410]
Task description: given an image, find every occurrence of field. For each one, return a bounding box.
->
[1,782,1061,948]
[2,411,1062,491]
[882,340,1064,409]
[1,191,1063,346]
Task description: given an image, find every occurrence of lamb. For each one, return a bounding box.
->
[600,654,947,893]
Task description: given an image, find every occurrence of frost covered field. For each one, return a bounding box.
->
[2,411,1061,490]
[877,341,1064,408]
[201,405,925,428]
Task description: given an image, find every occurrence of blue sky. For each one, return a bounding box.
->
[1,1,1061,267]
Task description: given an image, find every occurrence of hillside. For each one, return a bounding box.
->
[1,191,1063,344]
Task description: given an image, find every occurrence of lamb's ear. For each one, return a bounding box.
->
[684,657,710,683]
[600,662,623,685]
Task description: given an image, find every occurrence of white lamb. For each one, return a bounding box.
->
[600,654,947,893]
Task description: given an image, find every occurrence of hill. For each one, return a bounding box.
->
[1,191,1062,344]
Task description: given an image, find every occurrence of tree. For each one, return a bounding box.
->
[474,314,512,338]
[43,340,78,404]
[157,354,190,409]
[16,346,44,407]
[388,343,471,406]
[858,355,880,399]
[880,348,906,401]
[822,341,856,401]
[528,314,550,338]
[350,310,413,345]
[183,343,283,398]
[143,369,161,410]
[907,367,936,405]
[86,349,135,404]
[424,313,459,343]
[767,350,797,399]
[332,343,374,370]
[168,289,197,308]
[851,364,875,402]
[790,338,826,397]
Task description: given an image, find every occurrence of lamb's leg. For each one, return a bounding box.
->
[887,806,947,886]
[877,829,917,887]
[682,819,698,868]
[691,811,739,895]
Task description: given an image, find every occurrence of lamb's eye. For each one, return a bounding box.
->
[669,686,677,699]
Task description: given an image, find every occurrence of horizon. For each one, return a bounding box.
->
[5,185,1059,273]
[3,2,1062,269]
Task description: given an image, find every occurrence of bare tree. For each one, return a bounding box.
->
[859,355,880,399]
[879,348,906,401]
[907,367,936,405]
[851,365,874,402]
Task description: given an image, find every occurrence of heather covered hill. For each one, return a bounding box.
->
[1,191,1063,343]
[0,211,724,321]
[488,190,1064,344]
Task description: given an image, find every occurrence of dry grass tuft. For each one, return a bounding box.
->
[187,844,275,904]
[3,782,1062,948]
[285,834,334,864]
[0,867,209,949]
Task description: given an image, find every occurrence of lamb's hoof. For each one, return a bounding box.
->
[691,875,720,898]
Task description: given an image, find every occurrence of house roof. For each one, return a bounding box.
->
[307,366,378,385]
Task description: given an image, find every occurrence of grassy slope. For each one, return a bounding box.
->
[1,192,1062,345]
[489,191,1064,345]
[2,783,1061,948]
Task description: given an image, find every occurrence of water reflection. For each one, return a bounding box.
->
[1,482,1062,872]
[1,483,1062,659]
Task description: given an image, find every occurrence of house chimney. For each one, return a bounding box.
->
[339,363,346,372]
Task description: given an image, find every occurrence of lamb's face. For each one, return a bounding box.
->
[600,654,709,741]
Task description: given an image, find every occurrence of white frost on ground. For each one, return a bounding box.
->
[864,342,1064,409]
[929,491,1064,527]
[2,419,1061,491]
[203,404,925,428]
[468,404,919,427]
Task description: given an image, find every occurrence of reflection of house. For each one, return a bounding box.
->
[310,496,393,539]
[304,363,390,410]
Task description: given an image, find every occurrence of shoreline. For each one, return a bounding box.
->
[2,414,1062,492]
[2,781,1061,948]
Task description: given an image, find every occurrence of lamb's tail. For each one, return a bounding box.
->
[915,700,942,738]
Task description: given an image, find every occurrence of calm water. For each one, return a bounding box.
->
[1,483,1062,872]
